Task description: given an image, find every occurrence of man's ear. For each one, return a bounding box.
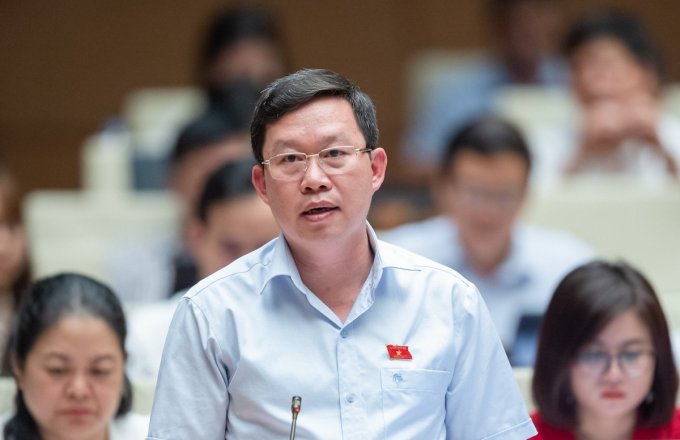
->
[252,165,270,206]
[369,147,387,192]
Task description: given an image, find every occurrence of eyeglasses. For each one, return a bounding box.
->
[574,348,655,378]
[261,146,371,181]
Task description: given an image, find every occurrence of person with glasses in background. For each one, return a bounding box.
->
[531,260,680,439]
[381,116,594,366]
[147,69,536,439]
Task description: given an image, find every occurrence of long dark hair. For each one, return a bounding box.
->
[3,273,133,440]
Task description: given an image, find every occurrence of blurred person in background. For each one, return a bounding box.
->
[382,116,594,364]
[0,167,31,376]
[197,4,289,104]
[531,260,680,438]
[167,82,259,212]
[531,9,680,185]
[402,0,568,177]
[125,159,278,381]
[132,5,289,190]
[564,10,680,180]
[107,84,257,303]
[1,273,149,439]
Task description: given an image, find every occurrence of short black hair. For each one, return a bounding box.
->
[250,68,379,163]
[196,158,258,223]
[564,9,663,78]
[440,115,532,177]
[532,260,678,429]
[4,273,133,440]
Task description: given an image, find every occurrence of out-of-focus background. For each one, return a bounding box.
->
[3,0,679,191]
[3,0,680,414]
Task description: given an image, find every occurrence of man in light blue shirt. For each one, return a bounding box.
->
[382,116,595,365]
[147,69,536,439]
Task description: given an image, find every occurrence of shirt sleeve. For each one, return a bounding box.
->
[146,298,229,439]
[445,283,537,440]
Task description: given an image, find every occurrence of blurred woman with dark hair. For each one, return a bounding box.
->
[1,273,148,439]
[531,260,680,438]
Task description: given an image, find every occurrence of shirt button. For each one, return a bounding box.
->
[340,330,348,339]
[393,373,403,384]
[345,393,356,403]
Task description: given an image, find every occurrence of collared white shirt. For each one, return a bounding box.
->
[147,224,535,439]
[379,216,595,352]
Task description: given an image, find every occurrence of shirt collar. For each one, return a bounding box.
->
[259,222,388,295]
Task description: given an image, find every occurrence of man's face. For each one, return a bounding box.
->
[252,97,386,251]
[571,37,657,105]
[191,194,279,278]
[440,151,527,270]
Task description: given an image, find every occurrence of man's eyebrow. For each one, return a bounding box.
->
[270,135,348,152]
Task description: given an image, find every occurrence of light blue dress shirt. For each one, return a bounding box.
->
[147,224,536,439]
[379,216,595,356]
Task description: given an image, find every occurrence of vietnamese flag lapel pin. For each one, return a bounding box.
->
[386,344,412,360]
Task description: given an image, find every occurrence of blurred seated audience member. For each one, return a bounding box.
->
[107,90,255,303]
[132,5,287,190]
[198,4,289,103]
[1,273,149,439]
[168,82,259,211]
[381,116,594,363]
[402,0,568,177]
[0,167,31,376]
[531,260,680,438]
[536,10,680,184]
[125,159,279,381]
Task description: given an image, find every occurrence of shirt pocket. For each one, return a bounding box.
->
[380,368,452,438]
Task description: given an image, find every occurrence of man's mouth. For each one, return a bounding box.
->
[303,206,336,215]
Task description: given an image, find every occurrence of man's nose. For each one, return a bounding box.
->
[300,156,331,190]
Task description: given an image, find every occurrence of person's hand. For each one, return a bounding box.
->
[621,92,678,176]
[580,98,629,153]
[570,92,678,177]
[620,92,660,145]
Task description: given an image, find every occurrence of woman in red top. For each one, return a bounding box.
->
[531,260,680,439]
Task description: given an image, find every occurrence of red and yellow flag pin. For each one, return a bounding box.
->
[386,344,412,360]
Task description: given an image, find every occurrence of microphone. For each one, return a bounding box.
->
[289,396,302,440]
